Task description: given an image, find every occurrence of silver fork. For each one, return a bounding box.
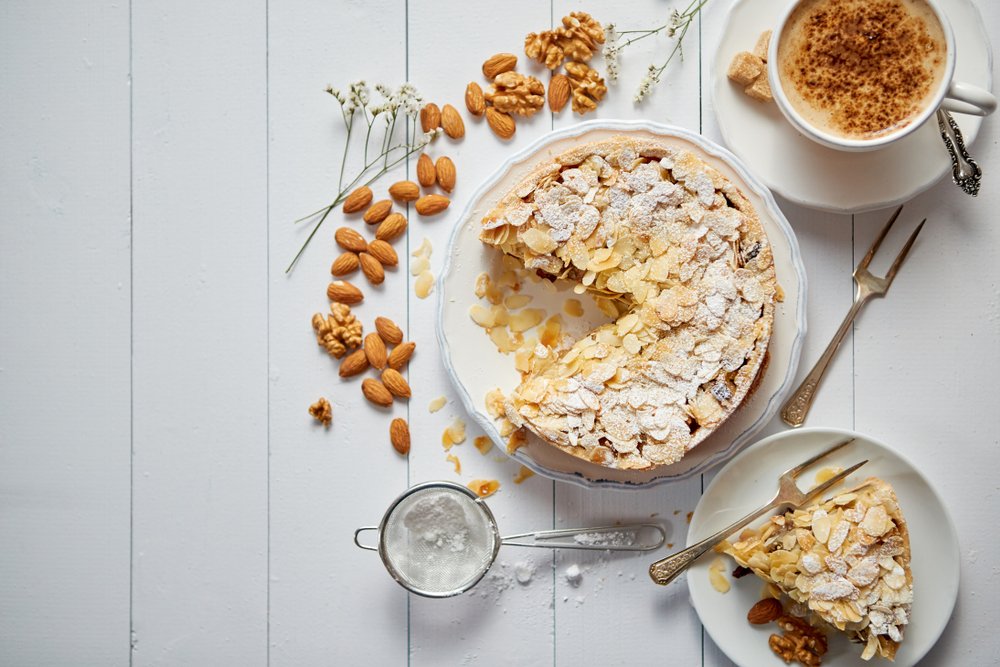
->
[781,206,926,427]
[648,438,865,586]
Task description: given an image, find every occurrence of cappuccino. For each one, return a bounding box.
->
[776,0,947,140]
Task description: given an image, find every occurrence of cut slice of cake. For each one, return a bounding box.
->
[720,477,913,661]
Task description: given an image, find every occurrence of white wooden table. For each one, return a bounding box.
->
[2,1,998,665]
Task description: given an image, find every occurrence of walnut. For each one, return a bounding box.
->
[308,397,332,427]
[524,11,604,70]
[485,72,545,117]
[768,615,828,666]
[564,61,607,114]
[311,302,363,358]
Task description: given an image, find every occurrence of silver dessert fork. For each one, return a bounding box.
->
[648,438,865,586]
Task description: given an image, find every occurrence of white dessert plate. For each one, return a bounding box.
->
[437,120,807,489]
[688,427,960,667]
[712,0,994,213]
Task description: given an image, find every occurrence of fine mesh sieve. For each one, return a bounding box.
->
[354,480,666,598]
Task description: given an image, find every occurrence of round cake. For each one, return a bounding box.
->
[479,136,777,470]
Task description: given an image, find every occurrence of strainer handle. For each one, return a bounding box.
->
[501,523,666,551]
[354,526,379,551]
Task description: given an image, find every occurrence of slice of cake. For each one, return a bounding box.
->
[720,477,913,661]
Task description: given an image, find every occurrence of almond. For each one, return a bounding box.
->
[548,74,571,113]
[361,378,393,407]
[747,598,783,625]
[375,213,407,242]
[440,104,465,139]
[435,156,456,193]
[335,227,367,253]
[327,280,363,305]
[482,53,517,80]
[465,82,486,116]
[363,332,387,369]
[416,154,436,188]
[381,368,411,398]
[375,316,404,345]
[338,348,369,378]
[367,239,398,266]
[415,194,450,216]
[342,186,372,214]
[388,180,420,202]
[420,103,441,133]
[389,418,411,455]
[363,199,392,224]
[387,341,415,370]
[486,108,515,140]
[330,252,360,276]
[359,252,385,285]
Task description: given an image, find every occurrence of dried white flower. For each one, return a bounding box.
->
[634,64,661,103]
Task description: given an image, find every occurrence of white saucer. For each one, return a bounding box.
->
[437,120,807,489]
[687,428,960,667]
[712,0,994,214]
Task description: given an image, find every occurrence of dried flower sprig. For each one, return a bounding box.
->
[288,80,437,273]
[602,0,709,103]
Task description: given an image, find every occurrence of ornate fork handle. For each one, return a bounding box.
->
[937,109,982,197]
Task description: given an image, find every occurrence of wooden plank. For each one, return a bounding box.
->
[0,2,131,665]
[130,1,268,664]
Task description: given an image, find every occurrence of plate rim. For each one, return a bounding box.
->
[437,119,808,489]
[686,426,961,667]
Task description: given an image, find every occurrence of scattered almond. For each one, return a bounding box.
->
[367,239,398,266]
[441,417,467,450]
[330,252,360,277]
[338,348,369,378]
[390,418,411,455]
[548,73,571,113]
[416,153,436,188]
[327,280,364,305]
[388,180,420,202]
[513,465,535,484]
[465,82,486,116]
[359,252,385,285]
[468,479,500,498]
[435,157,456,192]
[363,199,392,224]
[420,102,441,133]
[446,453,462,474]
[414,270,435,298]
[415,194,450,216]
[361,378,393,407]
[375,317,404,345]
[381,368,411,398]
[363,332,387,370]
[428,395,447,413]
[440,104,465,139]
[709,557,731,593]
[375,213,407,242]
[482,53,517,80]
[473,435,493,455]
[387,341,415,370]
[335,227,367,253]
[486,108,516,140]
[747,598,783,625]
[342,186,372,214]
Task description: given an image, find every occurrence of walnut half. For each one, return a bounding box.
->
[565,61,607,114]
[524,11,604,70]
[485,72,545,117]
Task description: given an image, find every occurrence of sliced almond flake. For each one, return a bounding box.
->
[428,396,448,413]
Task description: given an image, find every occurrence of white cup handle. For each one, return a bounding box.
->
[942,81,997,116]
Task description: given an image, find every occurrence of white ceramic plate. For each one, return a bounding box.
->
[688,428,960,667]
[712,0,994,213]
[437,120,807,489]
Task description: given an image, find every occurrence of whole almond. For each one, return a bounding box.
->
[342,186,372,214]
[548,74,571,113]
[367,239,398,266]
[416,153,436,188]
[381,368,412,398]
[482,53,517,80]
[415,194,450,216]
[330,252,360,276]
[440,104,465,139]
[363,332,388,369]
[486,108,516,140]
[375,213,407,242]
[747,598,783,625]
[435,156,457,193]
[327,280,364,305]
[387,341,416,370]
[388,180,420,202]
[375,316,404,345]
[335,227,367,253]
[420,103,441,133]
[390,418,411,455]
[359,252,385,285]
[465,82,486,116]
[338,348,369,378]
[363,199,392,224]
[361,378,393,407]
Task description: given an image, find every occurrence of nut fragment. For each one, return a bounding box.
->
[327,280,364,305]
[308,397,332,427]
[465,81,486,116]
[416,153,436,188]
[513,465,535,484]
[524,12,604,70]
[473,435,493,454]
[388,180,420,202]
[428,396,447,413]
[482,52,518,79]
[440,104,465,139]
[419,102,441,133]
[330,252,360,277]
[375,316,404,345]
[414,270,435,298]
[565,61,607,114]
[390,418,411,455]
[342,186,373,213]
[747,598,783,625]
[361,378,393,407]
[468,479,500,498]
[441,418,467,450]
[486,72,545,117]
[335,227,368,253]
[363,332,388,370]
[708,557,731,593]
[381,368,411,398]
[387,341,415,370]
[312,302,363,358]
[338,348,369,378]
[375,213,407,242]
[359,252,385,285]
[435,156,456,192]
[769,615,828,667]
[485,108,516,140]
[367,240,398,266]
[414,194,450,216]
[548,73,571,113]
[363,199,392,224]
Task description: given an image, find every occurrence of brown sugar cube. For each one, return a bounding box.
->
[745,74,773,102]
[753,30,772,62]
[728,51,764,86]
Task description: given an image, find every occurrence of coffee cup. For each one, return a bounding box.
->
[767,0,996,152]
